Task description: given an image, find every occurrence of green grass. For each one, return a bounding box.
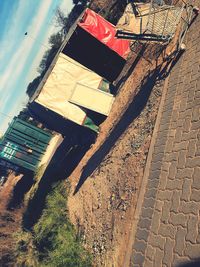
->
[15,182,92,267]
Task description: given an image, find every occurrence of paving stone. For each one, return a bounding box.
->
[197,222,200,244]
[163,238,175,266]
[181,179,192,202]
[154,145,165,155]
[174,226,187,256]
[168,129,176,138]
[132,251,145,266]
[168,161,177,179]
[143,197,155,209]
[183,118,191,133]
[154,248,164,267]
[176,168,194,179]
[154,200,164,212]
[145,245,155,261]
[155,135,168,147]
[135,228,149,242]
[141,207,154,220]
[169,213,187,227]
[165,152,178,162]
[177,150,187,169]
[151,210,161,235]
[179,202,200,215]
[159,123,170,132]
[148,170,160,181]
[148,233,165,251]
[192,106,200,122]
[161,201,171,224]
[158,223,176,239]
[192,167,200,190]
[173,141,189,152]
[165,139,175,154]
[161,162,170,172]
[151,161,163,172]
[171,190,181,213]
[191,121,200,131]
[187,140,197,158]
[138,217,152,230]
[173,254,190,267]
[157,190,173,201]
[145,188,157,199]
[170,111,179,123]
[148,179,160,190]
[190,189,200,202]
[143,258,153,267]
[158,171,168,190]
[131,19,200,266]
[166,179,183,190]
[179,99,187,112]
[181,131,197,141]
[196,144,200,156]
[186,215,198,244]
[133,239,146,254]
[186,157,200,168]
[185,242,200,259]
[174,128,183,143]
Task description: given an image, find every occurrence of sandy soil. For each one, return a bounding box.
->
[67,45,168,266]
[0,173,23,266]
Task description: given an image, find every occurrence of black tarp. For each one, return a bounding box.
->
[62,26,126,82]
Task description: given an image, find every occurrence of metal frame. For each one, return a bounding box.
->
[116,0,199,49]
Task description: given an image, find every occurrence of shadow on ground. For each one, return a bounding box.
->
[73,49,184,194]
[7,172,34,210]
[22,129,96,229]
[175,259,200,267]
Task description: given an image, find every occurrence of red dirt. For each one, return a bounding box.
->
[67,45,168,266]
[0,173,23,266]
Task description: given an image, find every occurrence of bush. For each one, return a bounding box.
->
[15,182,92,267]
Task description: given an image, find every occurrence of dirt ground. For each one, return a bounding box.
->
[0,173,23,266]
[67,44,170,266]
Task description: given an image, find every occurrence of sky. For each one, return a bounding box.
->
[0,0,74,135]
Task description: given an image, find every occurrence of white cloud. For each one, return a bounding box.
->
[24,0,74,84]
[0,0,54,93]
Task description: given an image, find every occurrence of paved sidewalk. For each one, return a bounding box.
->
[131,10,200,267]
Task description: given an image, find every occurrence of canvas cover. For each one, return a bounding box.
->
[35,53,110,126]
[78,8,130,59]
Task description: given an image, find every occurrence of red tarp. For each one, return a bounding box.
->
[78,9,130,59]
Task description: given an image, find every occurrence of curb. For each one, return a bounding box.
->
[123,73,170,267]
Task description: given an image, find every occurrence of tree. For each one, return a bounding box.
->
[48,32,63,49]
[26,76,41,99]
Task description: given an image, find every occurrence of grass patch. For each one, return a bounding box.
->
[15,181,92,267]
[23,164,47,203]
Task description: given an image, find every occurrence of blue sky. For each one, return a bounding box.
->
[0,0,73,134]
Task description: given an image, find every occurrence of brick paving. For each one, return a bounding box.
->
[131,8,200,267]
